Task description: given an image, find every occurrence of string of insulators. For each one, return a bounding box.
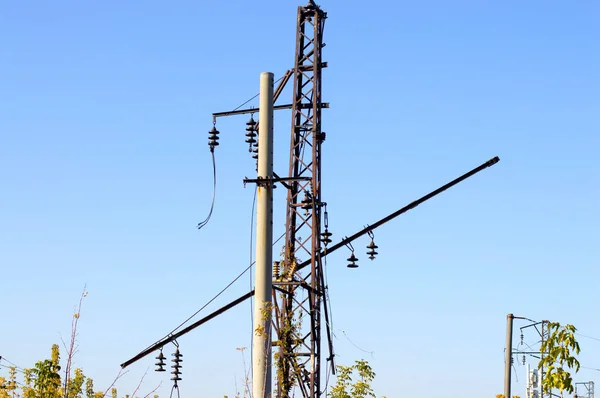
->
[171,348,183,382]
[245,116,257,152]
[367,240,378,260]
[155,349,166,372]
[522,355,526,365]
[273,261,281,280]
[347,252,358,268]
[208,126,220,152]
[320,230,332,246]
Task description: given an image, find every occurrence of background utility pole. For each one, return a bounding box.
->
[575,381,595,398]
[505,313,514,398]
[540,320,547,398]
[253,72,275,398]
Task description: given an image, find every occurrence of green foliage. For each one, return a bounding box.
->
[329,360,384,398]
[67,368,85,398]
[538,322,581,396]
[0,345,158,398]
[85,378,94,398]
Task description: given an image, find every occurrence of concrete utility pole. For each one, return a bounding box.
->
[505,313,514,398]
[252,72,275,398]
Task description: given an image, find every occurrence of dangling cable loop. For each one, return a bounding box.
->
[169,384,181,398]
[197,141,217,231]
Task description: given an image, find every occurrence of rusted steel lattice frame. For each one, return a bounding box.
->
[274,2,327,397]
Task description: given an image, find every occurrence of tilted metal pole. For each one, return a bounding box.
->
[253,72,274,398]
[505,313,514,398]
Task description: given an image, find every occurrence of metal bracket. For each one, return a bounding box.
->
[243,176,311,188]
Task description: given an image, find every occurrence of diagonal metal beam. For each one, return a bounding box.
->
[120,290,255,369]
[297,156,500,272]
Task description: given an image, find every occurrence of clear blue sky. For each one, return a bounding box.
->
[1,1,598,397]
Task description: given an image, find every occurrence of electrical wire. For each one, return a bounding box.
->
[145,229,288,353]
[197,150,217,231]
[322,246,336,395]
[228,74,287,113]
[0,363,25,374]
[576,333,600,343]
[0,357,25,373]
[581,365,600,371]
[339,329,375,357]
[169,384,180,398]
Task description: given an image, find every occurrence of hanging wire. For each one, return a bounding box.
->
[0,363,25,374]
[322,246,336,395]
[0,356,25,373]
[143,230,288,354]
[198,72,286,231]
[197,149,217,231]
[169,384,180,398]
[228,74,287,113]
[339,329,375,357]
[576,332,600,343]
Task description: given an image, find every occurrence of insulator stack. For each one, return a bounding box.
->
[155,350,166,372]
[171,348,183,381]
[245,116,257,152]
[320,230,332,246]
[347,252,358,268]
[366,240,378,260]
[273,261,281,280]
[208,126,220,151]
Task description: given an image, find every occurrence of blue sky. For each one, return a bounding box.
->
[1,1,599,397]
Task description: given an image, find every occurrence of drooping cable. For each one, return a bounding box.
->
[339,329,375,357]
[197,72,285,231]
[322,253,336,396]
[169,384,180,398]
[197,150,217,231]
[145,260,253,353]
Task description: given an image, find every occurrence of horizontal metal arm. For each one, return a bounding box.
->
[120,290,255,369]
[213,102,329,118]
[297,156,500,272]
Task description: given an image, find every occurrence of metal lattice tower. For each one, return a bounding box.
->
[274,2,327,397]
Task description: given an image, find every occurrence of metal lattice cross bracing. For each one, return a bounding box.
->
[273,2,327,397]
